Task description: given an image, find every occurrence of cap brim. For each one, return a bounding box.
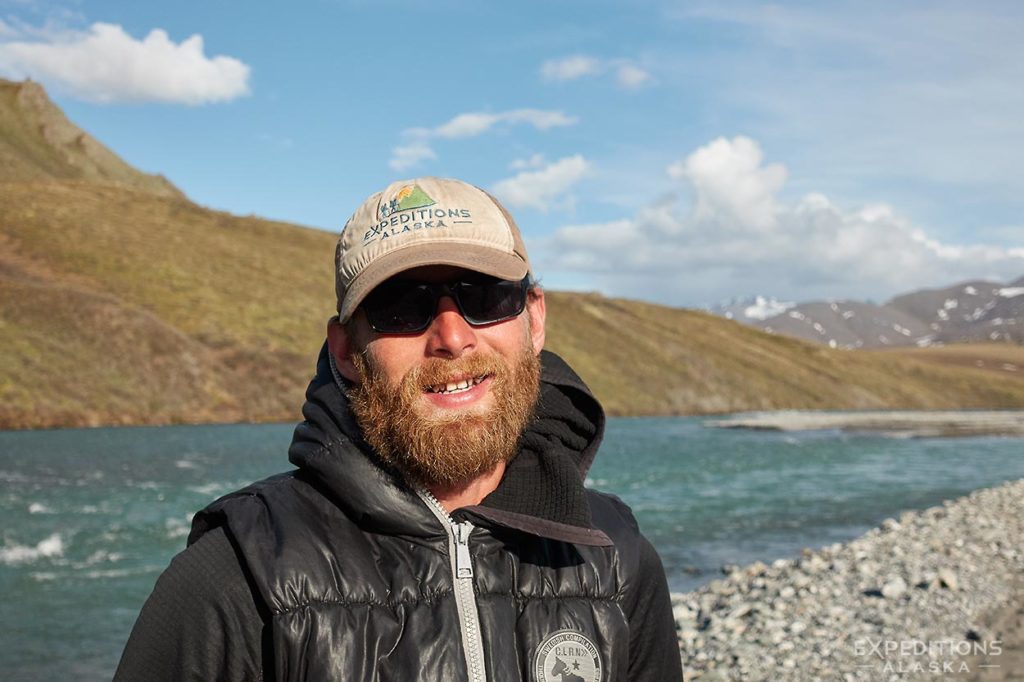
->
[338,241,529,323]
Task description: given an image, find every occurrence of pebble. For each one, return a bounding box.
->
[937,567,959,591]
[727,603,752,620]
[881,576,907,599]
[671,479,1024,679]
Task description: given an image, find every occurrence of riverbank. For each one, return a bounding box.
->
[671,478,1024,679]
[706,410,1024,438]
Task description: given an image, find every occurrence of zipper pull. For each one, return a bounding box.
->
[453,522,474,578]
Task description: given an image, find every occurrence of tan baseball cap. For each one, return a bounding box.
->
[335,177,531,322]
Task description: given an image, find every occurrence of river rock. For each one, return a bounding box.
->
[727,603,752,620]
[670,478,1024,680]
[881,576,907,599]
[937,567,959,591]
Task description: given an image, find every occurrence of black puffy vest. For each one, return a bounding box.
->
[189,348,645,681]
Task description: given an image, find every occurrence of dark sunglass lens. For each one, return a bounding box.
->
[364,283,435,332]
[456,279,526,324]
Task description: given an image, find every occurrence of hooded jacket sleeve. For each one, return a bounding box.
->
[113,527,266,681]
[626,536,684,680]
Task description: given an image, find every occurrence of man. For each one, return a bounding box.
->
[116,177,682,681]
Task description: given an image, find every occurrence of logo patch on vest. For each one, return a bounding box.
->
[534,629,602,682]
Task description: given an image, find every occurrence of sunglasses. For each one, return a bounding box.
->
[361,275,531,334]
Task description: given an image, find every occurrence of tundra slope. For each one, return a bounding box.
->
[3,78,1024,429]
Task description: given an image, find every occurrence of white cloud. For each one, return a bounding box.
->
[615,64,652,89]
[258,132,294,150]
[667,136,786,231]
[432,113,498,139]
[0,22,250,104]
[0,19,16,39]
[540,54,652,90]
[541,55,601,81]
[388,109,578,170]
[492,155,589,212]
[389,142,437,172]
[510,153,547,170]
[545,136,1024,305]
[432,109,577,139]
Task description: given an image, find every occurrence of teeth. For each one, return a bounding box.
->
[429,375,486,394]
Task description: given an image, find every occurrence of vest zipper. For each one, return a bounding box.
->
[417,490,488,682]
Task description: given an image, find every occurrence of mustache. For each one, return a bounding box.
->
[401,353,508,391]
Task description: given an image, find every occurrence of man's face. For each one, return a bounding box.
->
[329,266,546,489]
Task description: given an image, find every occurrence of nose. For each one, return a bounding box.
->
[425,296,476,359]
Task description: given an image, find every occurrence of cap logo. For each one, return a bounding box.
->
[362,184,477,245]
[534,630,603,682]
[379,184,435,219]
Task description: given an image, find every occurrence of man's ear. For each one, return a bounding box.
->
[526,288,546,355]
[326,317,361,382]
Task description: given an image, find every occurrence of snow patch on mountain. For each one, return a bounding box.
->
[709,275,1024,348]
[744,296,795,321]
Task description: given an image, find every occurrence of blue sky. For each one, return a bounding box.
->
[2,0,1022,306]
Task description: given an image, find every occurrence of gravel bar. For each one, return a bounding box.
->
[671,478,1024,680]
[706,410,1024,438]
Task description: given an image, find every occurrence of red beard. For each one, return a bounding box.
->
[348,347,541,489]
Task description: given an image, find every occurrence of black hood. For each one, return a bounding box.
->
[286,343,611,546]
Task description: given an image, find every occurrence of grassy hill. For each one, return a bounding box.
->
[543,293,1024,415]
[0,79,180,196]
[2,78,1023,429]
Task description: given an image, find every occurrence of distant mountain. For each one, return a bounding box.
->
[888,278,1024,345]
[3,78,1024,429]
[760,300,932,349]
[711,278,1024,349]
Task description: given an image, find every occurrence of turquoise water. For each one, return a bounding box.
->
[2,418,1023,680]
